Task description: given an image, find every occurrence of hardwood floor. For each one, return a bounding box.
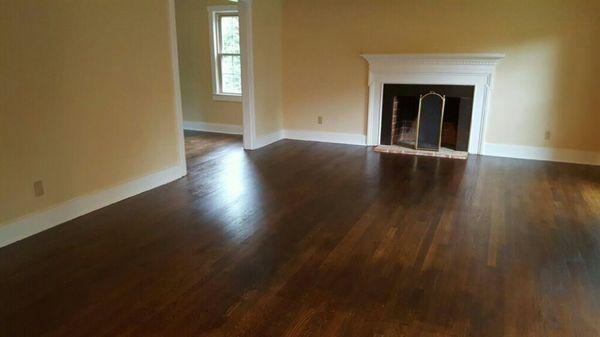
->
[1,131,599,337]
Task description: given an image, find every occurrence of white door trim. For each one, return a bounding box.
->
[168,0,187,174]
[174,0,257,150]
[238,0,257,150]
[361,53,504,154]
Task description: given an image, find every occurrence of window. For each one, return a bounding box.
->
[208,6,241,101]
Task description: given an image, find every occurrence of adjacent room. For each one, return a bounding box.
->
[177,0,246,155]
[1,1,599,336]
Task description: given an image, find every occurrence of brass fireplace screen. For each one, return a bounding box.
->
[391,91,446,151]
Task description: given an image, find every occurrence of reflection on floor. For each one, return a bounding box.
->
[184,130,242,160]
[1,131,599,337]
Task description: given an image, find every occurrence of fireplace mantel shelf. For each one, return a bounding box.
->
[361,53,505,66]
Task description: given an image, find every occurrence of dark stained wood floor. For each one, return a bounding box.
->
[1,131,599,337]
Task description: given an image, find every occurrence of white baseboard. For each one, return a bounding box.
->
[483,143,600,166]
[283,129,366,146]
[0,165,186,248]
[183,121,243,135]
[254,130,284,149]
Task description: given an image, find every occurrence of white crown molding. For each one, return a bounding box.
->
[362,53,504,154]
[483,143,600,166]
[0,165,186,248]
[183,121,243,135]
[283,129,366,146]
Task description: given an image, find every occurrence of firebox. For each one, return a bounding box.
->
[380,84,474,152]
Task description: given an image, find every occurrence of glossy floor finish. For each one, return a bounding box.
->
[1,131,599,337]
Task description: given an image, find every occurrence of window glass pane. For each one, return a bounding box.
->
[220,16,239,54]
[220,55,241,94]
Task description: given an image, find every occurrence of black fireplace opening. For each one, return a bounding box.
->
[380,84,474,152]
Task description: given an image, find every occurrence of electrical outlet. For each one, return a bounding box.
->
[544,130,551,140]
[317,116,323,125]
[33,180,44,197]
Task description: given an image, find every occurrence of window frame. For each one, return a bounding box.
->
[208,5,242,102]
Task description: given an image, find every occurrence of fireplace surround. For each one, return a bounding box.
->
[362,54,504,154]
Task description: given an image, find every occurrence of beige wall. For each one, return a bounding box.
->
[282,0,600,151]
[252,0,283,136]
[175,0,243,126]
[0,0,182,224]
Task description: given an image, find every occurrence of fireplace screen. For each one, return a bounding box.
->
[416,92,446,151]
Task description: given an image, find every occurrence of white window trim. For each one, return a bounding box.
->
[212,93,242,102]
[208,5,242,102]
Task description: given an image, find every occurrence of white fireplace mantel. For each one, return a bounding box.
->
[361,53,504,154]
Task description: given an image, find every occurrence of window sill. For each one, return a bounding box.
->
[213,94,242,102]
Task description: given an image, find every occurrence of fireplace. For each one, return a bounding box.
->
[361,54,504,154]
[381,84,474,152]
